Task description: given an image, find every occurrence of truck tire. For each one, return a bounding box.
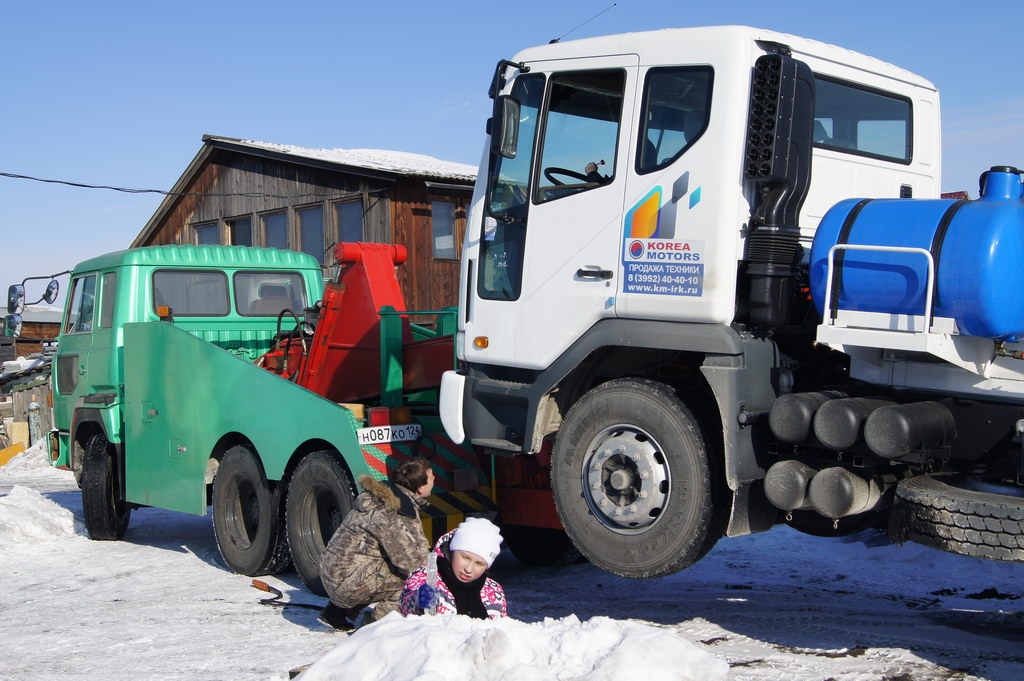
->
[212,446,291,576]
[81,432,131,540]
[888,473,1024,562]
[552,378,725,578]
[285,451,356,596]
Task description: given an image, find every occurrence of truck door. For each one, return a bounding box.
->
[469,56,638,371]
[54,272,118,445]
[616,65,721,323]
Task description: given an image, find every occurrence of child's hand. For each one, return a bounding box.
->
[416,584,438,610]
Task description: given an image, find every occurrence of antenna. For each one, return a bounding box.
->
[550,3,616,43]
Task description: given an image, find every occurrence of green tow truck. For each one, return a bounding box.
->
[5,243,495,595]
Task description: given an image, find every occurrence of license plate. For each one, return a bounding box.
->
[356,423,423,445]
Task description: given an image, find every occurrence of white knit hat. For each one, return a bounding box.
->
[449,517,503,567]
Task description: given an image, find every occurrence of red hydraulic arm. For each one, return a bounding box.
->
[287,242,454,404]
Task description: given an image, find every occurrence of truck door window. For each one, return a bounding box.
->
[813,76,912,163]
[637,67,713,174]
[64,274,97,334]
[99,272,116,329]
[481,73,545,301]
[487,74,544,223]
[152,270,230,316]
[536,69,625,202]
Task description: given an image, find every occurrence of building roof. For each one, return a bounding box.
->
[211,137,477,182]
[132,135,477,248]
[1,305,62,325]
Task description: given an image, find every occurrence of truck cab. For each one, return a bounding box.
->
[456,26,936,382]
[51,245,320,479]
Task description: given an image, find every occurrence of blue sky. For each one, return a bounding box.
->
[4,0,1023,303]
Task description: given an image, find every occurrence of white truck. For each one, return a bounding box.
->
[440,25,1024,578]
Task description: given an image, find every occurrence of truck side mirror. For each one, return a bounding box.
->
[42,280,60,305]
[4,313,22,338]
[490,95,520,159]
[7,284,25,315]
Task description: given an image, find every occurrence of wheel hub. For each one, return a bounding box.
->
[582,426,670,531]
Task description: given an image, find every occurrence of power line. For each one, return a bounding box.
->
[0,171,366,201]
[550,3,616,43]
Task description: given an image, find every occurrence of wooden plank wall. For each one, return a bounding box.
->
[6,321,59,358]
[0,339,14,364]
[11,381,54,445]
[150,153,393,250]
[391,177,465,315]
[142,150,471,318]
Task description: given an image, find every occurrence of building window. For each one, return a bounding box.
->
[431,200,460,260]
[229,217,253,246]
[297,205,325,263]
[194,222,219,245]
[262,212,288,250]
[335,200,364,244]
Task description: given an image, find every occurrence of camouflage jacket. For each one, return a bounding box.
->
[319,475,430,608]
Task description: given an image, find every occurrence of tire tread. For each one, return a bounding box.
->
[889,474,1024,561]
[81,433,131,540]
[552,378,725,578]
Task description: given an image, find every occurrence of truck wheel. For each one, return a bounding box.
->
[212,446,291,576]
[81,432,131,540]
[552,378,724,578]
[285,451,356,596]
[502,525,582,567]
[889,473,1024,562]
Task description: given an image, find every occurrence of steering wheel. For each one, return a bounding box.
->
[275,310,308,381]
[544,167,590,186]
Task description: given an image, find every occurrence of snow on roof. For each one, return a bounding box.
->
[2,305,62,324]
[218,137,478,182]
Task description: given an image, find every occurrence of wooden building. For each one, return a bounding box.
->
[0,306,61,363]
[132,135,477,314]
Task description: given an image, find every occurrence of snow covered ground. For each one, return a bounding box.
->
[2,441,1021,681]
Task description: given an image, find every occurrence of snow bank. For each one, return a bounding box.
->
[1,439,50,472]
[297,613,729,681]
[0,440,85,542]
[0,484,84,543]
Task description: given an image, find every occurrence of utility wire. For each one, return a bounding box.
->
[550,3,616,43]
[0,171,379,201]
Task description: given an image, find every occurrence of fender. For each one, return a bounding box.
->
[70,395,122,457]
[461,318,778,488]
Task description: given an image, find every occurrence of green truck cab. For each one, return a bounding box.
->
[51,245,319,482]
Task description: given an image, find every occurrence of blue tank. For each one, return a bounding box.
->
[809,167,1024,341]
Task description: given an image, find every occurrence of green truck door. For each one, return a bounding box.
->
[122,322,205,514]
[54,272,119,443]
